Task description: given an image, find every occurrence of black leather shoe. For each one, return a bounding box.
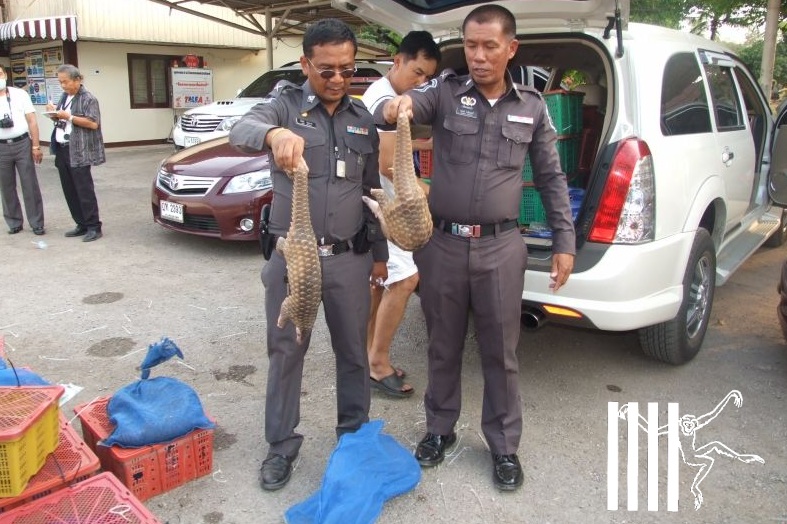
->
[82,230,102,242]
[492,453,523,491]
[260,453,296,491]
[8,226,22,234]
[33,227,45,236]
[65,226,87,237]
[415,432,457,467]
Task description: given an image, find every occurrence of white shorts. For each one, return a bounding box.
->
[385,241,418,286]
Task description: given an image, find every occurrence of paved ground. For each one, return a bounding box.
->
[0,144,785,524]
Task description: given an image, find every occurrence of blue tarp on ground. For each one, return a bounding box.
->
[285,420,421,524]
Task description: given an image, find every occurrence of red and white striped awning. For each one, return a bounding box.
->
[0,16,77,41]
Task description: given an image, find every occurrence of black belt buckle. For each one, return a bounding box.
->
[317,244,334,257]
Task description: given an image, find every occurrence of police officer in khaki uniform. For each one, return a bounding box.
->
[377,5,575,491]
[229,19,387,491]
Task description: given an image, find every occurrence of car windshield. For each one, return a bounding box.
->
[238,70,306,98]
[238,67,387,99]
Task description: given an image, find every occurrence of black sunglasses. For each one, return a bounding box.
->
[306,58,356,79]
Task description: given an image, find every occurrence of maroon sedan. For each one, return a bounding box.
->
[151,137,272,241]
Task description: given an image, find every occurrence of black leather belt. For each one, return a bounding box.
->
[317,240,351,257]
[0,132,29,144]
[434,216,519,238]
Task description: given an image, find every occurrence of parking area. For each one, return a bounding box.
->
[1,144,785,524]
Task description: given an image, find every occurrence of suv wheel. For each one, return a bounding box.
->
[638,229,716,365]
[764,207,787,248]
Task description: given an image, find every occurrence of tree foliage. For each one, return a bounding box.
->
[356,24,400,56]
[630,0,691,28]
[737,38,787,89]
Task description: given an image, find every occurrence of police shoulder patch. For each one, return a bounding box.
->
[269,80,300,97]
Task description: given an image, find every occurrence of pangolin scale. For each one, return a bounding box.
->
[367,111,432,251]
[276,159,321,344]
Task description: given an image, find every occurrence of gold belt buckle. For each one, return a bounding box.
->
[317,244,334,257]
[451,223,481,238]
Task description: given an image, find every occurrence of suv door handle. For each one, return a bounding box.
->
[722,148,735,166]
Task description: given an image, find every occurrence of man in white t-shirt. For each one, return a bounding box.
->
[362,31,440,398]
[0,66,45,235]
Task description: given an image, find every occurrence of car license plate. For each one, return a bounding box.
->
[184,136,200,147]
[160,201,184,223]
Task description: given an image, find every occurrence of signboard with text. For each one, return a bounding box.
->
[171,68,213,109]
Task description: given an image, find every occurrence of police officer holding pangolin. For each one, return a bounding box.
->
[376,5,575,491]
[229,19,387,491]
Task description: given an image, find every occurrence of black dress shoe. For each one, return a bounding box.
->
[33,227,45,236]
[7,226,22,234]
[65,226,87,237]
[415,432,457,467]
[82,230,103,242]
[260,453,296,491]
[492,453,523,491]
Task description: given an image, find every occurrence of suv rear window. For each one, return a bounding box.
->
[238,67,385,98]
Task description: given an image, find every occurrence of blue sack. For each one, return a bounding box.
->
[102,337,214,448]
[285,420,421,524]
[0,358,50,386]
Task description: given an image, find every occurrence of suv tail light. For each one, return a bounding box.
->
[588,138,655,244]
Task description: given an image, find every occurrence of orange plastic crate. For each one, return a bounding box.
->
[0,386,64,497]
[73,397,214,502]
[0,471,162,523]
[0,415,100,514]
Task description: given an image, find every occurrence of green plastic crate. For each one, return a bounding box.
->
[522,135,581,182]
[520,186,547,226]
[544,90,584,135]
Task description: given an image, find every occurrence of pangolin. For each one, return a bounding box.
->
[363,111,432,251]
[276,158,322,344]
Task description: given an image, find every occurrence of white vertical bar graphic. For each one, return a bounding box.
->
[667,403,680,511]
[627,402,639,511]
[647,403,659,511]
[607,402,619,511]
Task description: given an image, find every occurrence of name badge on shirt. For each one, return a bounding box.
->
[336,159,346,178]
[507,115,533,124]
[347,125,368,135]
[296,117,316,129]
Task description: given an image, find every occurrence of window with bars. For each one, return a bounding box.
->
[128,54,176,109]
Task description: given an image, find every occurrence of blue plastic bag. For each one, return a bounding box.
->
[0,358,50,386]
[102,337,214,448]
[285,420,421,524]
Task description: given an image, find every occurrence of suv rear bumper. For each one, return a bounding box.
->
[522,231,696,331]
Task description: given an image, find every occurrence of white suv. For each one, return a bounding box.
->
[172,61,391,149]
[336,0,787,364]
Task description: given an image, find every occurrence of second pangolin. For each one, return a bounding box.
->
[364,111,432,251]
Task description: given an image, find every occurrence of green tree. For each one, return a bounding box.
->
[356,24,400,56]
[630,0,691,28]
[737,38,787,91]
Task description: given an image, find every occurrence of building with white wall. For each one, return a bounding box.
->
[0,0,384,145]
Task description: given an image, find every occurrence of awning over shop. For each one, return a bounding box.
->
[0,15,77,41]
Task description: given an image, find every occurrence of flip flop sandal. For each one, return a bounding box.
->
[370,372,414,399]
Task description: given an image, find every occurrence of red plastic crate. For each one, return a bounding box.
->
[0,415,101,514]
[419,150,432,179]
[72,397,213,502]
[0,471,162,523]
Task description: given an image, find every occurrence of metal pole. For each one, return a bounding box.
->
[266,8,273,72]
